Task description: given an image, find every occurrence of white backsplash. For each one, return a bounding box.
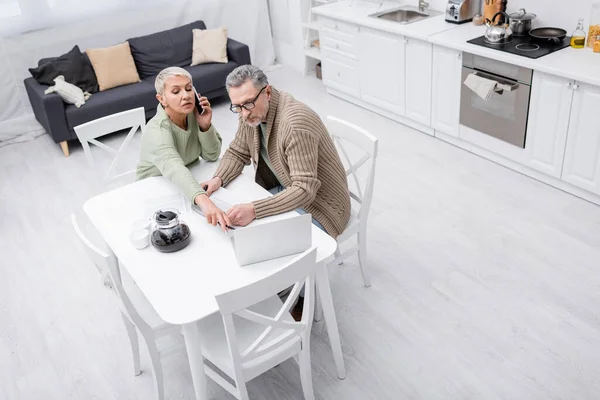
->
[427,0,596,30]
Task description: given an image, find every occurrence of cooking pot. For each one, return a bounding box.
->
[485,12,513,44]
[509,8,536,36]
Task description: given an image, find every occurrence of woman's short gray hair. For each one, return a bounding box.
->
[225,65,269,91]
[155,67,193,95]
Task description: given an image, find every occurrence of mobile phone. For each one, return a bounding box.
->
[193,86,204,114]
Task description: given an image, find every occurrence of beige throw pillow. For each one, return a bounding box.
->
[86,42,140,91]
[190,27,228,66]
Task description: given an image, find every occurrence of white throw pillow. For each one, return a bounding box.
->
[44,75,91,107]
[190,27,228,66]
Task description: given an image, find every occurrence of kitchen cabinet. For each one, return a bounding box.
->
[525,72,573,178]
[561,82,600,195]
[321,52,360,98]
[431,45,462,137]
[356,26,406,115]
[405,38,433,129]
[320,18,360,98]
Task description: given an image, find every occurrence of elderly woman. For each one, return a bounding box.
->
[136,66,231,231]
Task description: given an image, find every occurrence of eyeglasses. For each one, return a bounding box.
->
[229,86,267,114]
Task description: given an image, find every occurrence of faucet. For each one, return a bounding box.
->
[418,0,429,12]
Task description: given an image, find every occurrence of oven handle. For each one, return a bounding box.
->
[473,70,520,94]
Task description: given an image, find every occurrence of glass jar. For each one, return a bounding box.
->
[588,1,600,48]
[595,35,600,52]
[571,18,587,48]
[473,14,485,26]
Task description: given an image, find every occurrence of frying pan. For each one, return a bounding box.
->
[529,27,567,43]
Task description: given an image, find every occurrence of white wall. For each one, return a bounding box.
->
[428,0,596,30]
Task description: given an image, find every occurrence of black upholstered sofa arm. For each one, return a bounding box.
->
[226,38,251,66]
[24,77,72,144]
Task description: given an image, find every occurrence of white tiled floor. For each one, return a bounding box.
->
[2,66,600,399]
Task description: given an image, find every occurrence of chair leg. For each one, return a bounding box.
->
[121,313,141,376]
[299,337,315,400]
[357,231,371,288]
[237,381,250,400]
[314,292,323,322]
[143,333,164,400]
[334,247,343,265]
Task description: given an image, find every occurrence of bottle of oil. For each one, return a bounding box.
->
[571,18,587,48]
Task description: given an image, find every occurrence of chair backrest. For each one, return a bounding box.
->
[70,213,151,332]
[214,247,318,396]
[327,116,379,221]
[73,107,146,183]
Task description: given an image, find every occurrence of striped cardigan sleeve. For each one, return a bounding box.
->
[252,129,321,218]
[213,124,252,186]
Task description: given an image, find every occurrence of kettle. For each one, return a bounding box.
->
[150,209,191,253]
[485,12,513,43]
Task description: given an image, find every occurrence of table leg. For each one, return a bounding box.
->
[182,322,209,400]
[315,261,346,380]
[314,292,323,322]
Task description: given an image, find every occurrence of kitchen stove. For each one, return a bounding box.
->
[467,35,571,59]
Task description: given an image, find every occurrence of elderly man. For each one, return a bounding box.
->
[201,65,350,238]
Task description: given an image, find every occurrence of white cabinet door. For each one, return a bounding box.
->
[525,72,573,178]
[431,45,462,137]
[321,52,360,98]
[405,38,433,128]
[561,82,600,195]
[356,26,405,115]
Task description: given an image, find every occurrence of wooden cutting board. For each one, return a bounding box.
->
[484,0,507,25]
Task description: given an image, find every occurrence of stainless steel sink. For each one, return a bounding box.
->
[370,6,441,25]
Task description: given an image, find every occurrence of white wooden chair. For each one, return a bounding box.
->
[71,213,181,400]
[197,247,318,400]
[327,116,379,287]
[73,107,146,184]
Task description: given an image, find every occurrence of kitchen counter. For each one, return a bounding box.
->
[428,23,600,87]
[314,1,600,88]
[312,1,456,41]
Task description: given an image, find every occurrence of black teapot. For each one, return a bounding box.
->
[150,209,191,253]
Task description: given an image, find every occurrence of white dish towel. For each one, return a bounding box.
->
[464,73,497,101]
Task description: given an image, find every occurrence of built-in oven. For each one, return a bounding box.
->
[460,53,533,148]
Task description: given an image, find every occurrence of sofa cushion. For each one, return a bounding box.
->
[184,62,238,96]
[66,80,157,130]
[29,45,99,93]
[141,61,237,98]
[128,21,207,79]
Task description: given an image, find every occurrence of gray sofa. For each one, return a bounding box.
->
[24,20,250,156]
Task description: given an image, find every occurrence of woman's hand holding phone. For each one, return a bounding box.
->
[193,87,212,131]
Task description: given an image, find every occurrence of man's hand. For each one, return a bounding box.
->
[227,203,256,227]
[194,193,231,233]
[194,96,213,132]
[199,177,222,196]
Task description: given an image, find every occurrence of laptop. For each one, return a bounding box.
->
[231,214,313,266]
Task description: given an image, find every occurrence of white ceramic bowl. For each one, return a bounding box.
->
[130,229,149,249]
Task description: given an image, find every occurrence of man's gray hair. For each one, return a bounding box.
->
[155,67,193,95]
[225,64,269,91]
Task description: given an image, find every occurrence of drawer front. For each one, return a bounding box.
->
[319,17,360,37]
[321,35,356,59]
[322,54,359,97]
